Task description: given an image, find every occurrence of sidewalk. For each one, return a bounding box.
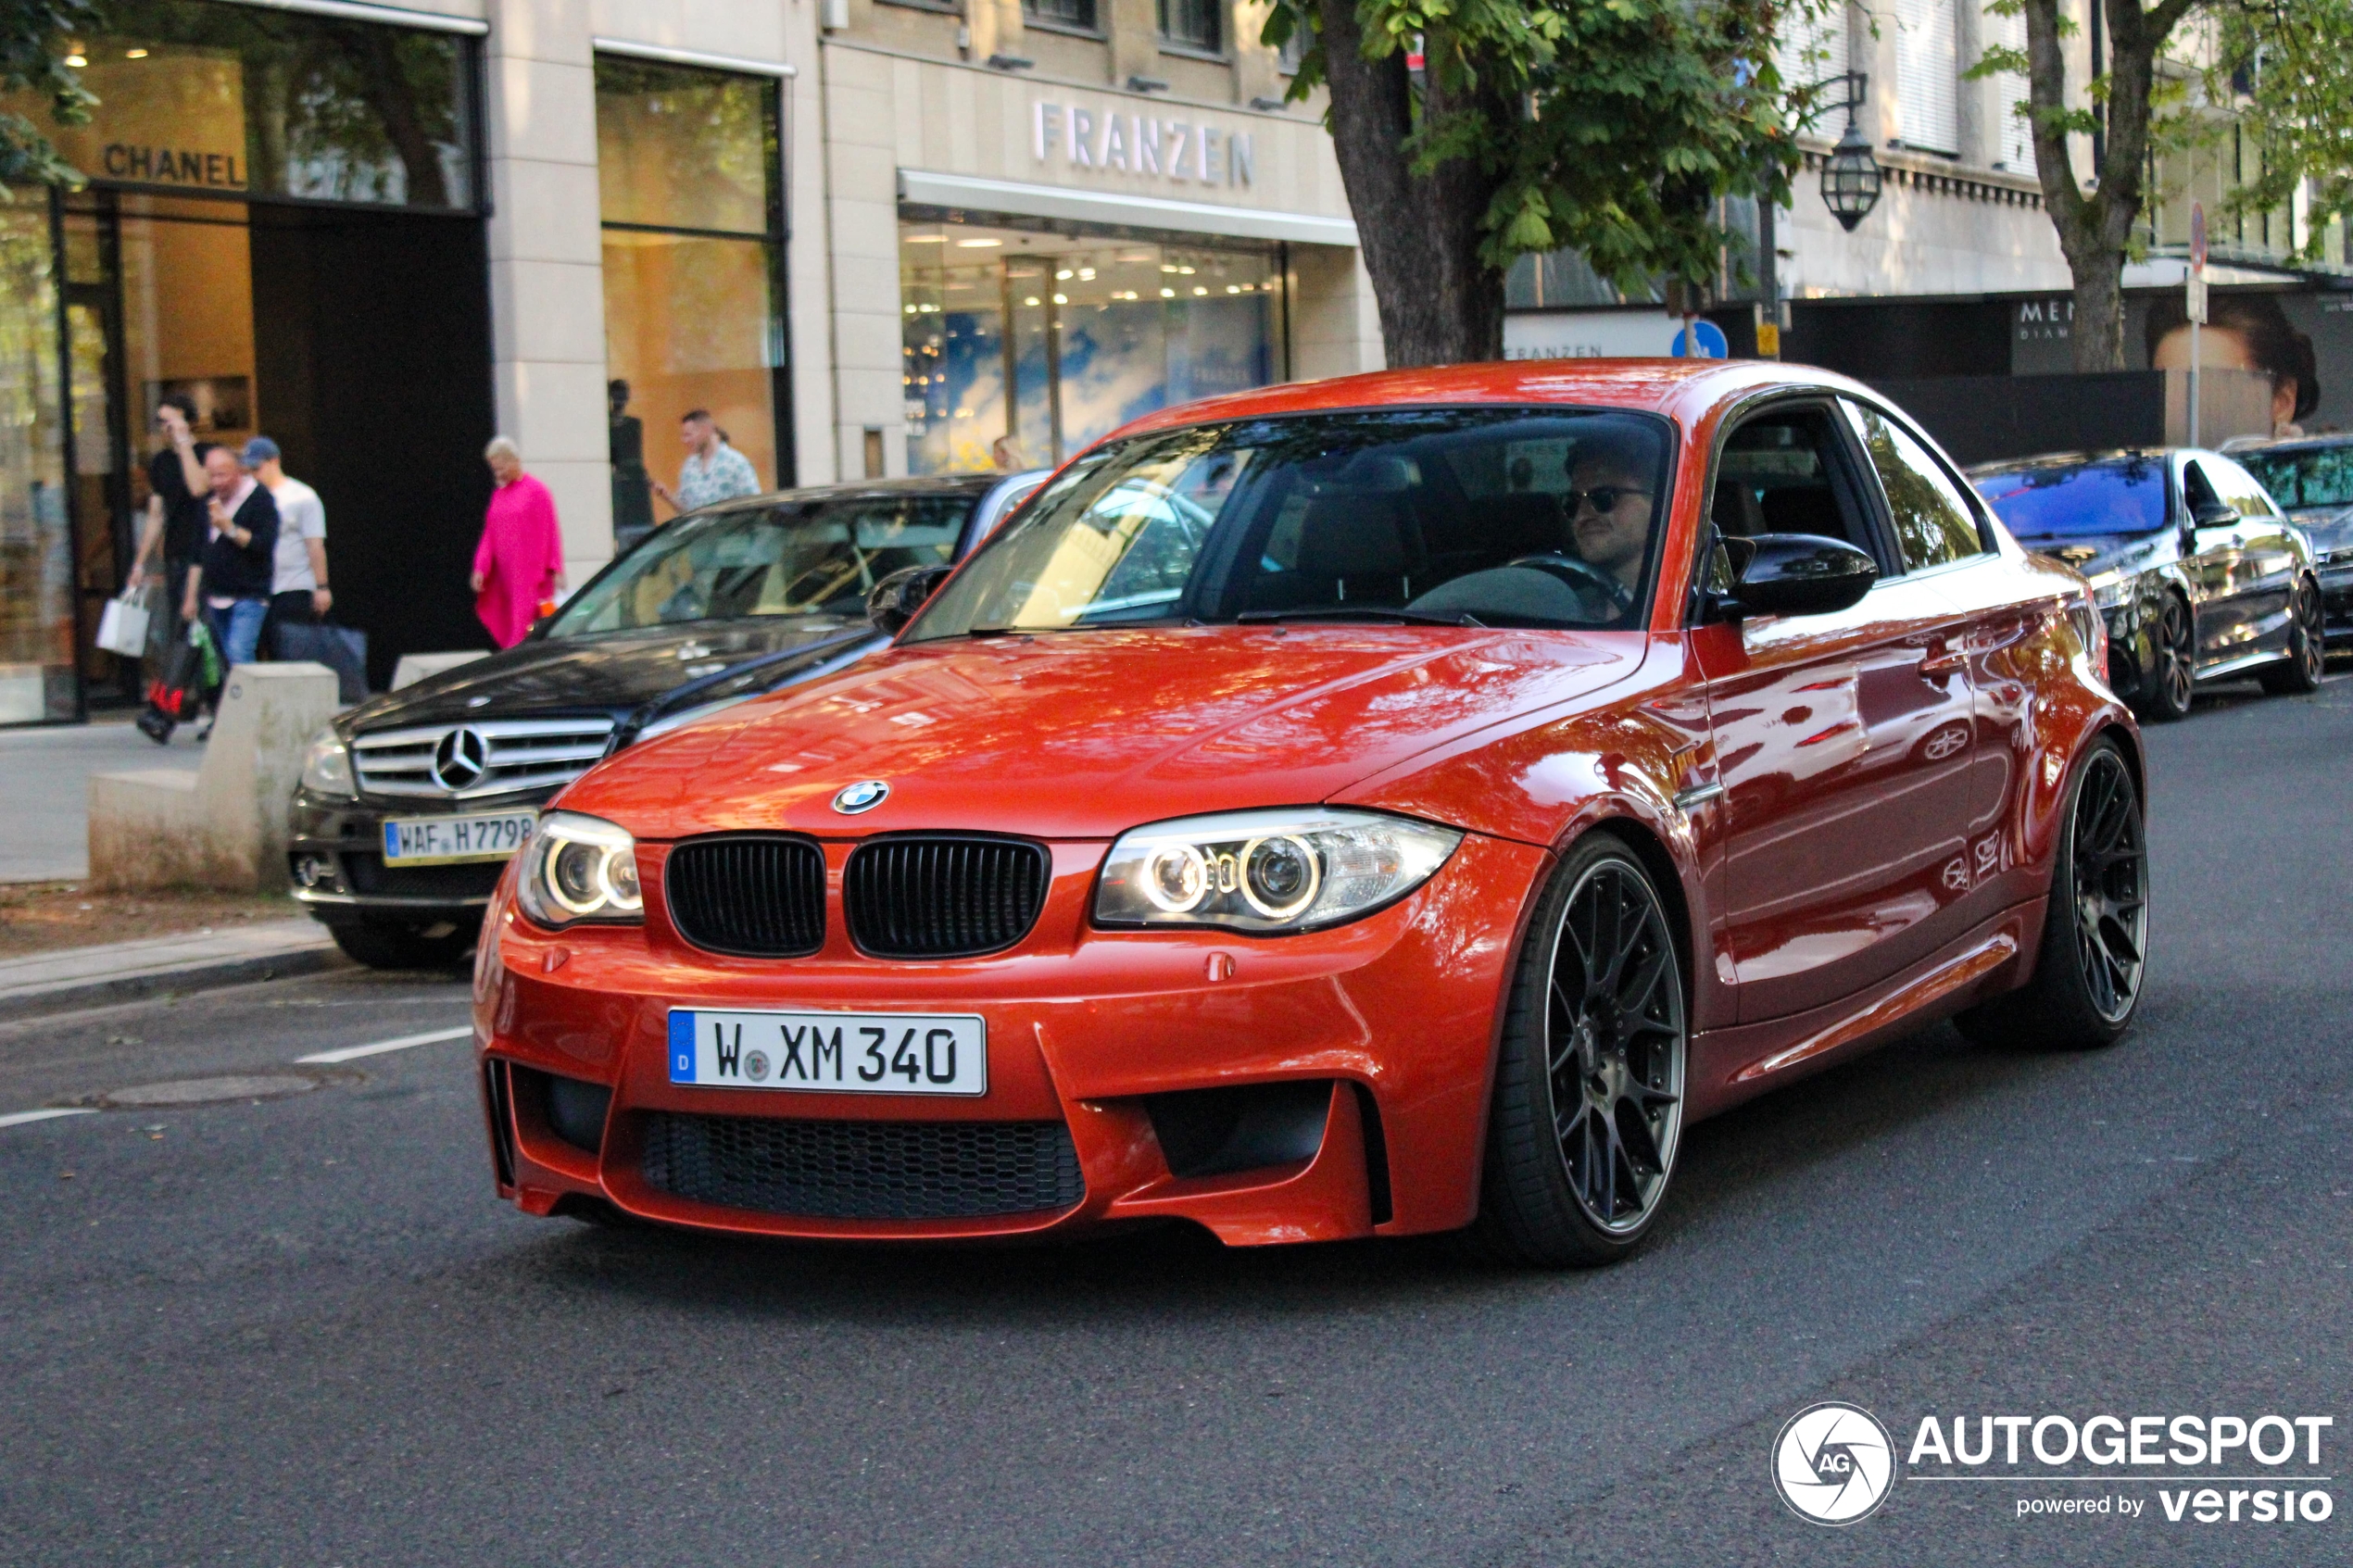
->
[0,919,345,1022]
[0,716,203,884]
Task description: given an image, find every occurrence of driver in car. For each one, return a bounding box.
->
[1566,436,1656,596]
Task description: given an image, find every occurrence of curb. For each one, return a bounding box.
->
[0,945,349,1024]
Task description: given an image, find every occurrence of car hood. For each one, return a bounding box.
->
[341,617,875,734]
[2287,505,2353,558]
[565,626,1649,841]
[2014,530,2173,582]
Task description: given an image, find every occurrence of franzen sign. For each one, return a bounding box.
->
[1032,99,1257,190]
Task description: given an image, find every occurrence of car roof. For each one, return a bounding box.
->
[2229,433,2353,456]
[1094,358,1883,445]
[685,471,1008,521]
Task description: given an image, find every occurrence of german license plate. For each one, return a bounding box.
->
[667,1008,987,1097]
[381,810,536,865]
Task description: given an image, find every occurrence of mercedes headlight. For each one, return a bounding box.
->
[515,811,643,928]
[1095,809,1463,934]
[298,728,355,799]
[2085,571,2135,609]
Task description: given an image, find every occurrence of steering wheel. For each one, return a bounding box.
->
[1503,553,1635,613]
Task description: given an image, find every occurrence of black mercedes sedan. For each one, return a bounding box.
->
[287,470,1044,967]
[2232,434,2353,643]
[1969,447,2324,721]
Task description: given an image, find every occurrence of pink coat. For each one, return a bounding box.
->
[473,473,564,648]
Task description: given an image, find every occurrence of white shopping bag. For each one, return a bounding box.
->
[95,589,150,659]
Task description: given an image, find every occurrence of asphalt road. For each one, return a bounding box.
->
[3,678,2347,1567]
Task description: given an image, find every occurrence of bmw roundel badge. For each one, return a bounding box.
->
[832,780,889,814]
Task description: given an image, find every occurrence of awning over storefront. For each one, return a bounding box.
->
[897,169,1359,250]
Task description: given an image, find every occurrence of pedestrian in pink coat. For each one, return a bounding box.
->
[471,436,567,648]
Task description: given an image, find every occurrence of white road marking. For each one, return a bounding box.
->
[0,1108,99,1130]
[297,1025,473,1064]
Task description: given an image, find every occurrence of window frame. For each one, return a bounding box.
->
[1685,392,1897,623]
[1156,0,1227,57]
[1021,0,1104,37]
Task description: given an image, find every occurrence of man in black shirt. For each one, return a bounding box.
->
[182,445,280,675]
[126,395,214,642]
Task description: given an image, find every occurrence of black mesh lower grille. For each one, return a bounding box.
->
[844,836,1050,958]
[343,853,505,899]
[639,1112,1084,1220]
[665,835,826,957]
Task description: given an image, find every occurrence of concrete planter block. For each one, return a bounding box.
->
[392,650,488,690]
[88,662,341,891]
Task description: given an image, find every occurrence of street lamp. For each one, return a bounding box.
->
[1814,71,1881,232]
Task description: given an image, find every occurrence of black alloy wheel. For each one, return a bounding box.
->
[2259,575,2326,696]
[1956,739,2147,1049]
[2138,594,2196,722]
[1474,835,1688,1266]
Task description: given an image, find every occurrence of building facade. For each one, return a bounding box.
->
[0,0,1379,723]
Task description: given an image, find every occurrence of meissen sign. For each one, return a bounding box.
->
[1033,99,1257,189]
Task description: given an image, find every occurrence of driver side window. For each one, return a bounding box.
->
[1705,406,1879,592]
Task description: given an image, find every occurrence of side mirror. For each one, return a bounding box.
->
[2192,501,2241,530]
[867,563,955,636]
[1719,533,1879,619]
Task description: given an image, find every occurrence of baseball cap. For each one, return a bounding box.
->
[241,435,281,465]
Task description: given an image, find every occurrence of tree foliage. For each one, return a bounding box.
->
[2209,0,2353,252]
[0,0,103,197]
[1264,0,1830,366]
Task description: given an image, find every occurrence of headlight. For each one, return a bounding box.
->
[515,810,643,928]
[1095,809,1463,934]
[2085,571,2135,609]
[299,729,355,798]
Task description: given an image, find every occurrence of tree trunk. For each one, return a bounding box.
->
[1315,1,1507,366]
[2023,0,2189,372]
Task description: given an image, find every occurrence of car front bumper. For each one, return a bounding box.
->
[287,788,553,929]
[473,832,1549,1247]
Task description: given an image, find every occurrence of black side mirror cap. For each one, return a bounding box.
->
[1718,533,1879,619]
[2192,502,2241,529]
[867,563,956,636]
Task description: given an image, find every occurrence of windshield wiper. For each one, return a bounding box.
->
[1238,608,1487,629]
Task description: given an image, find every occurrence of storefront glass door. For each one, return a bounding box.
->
[902,220,1285,474]
[0,206,72,721]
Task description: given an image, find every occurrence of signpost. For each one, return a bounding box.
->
[2188,202,2208,448]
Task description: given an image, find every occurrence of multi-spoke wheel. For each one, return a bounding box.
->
[1956,738,2147,1050]
[1474,835,1687,1266]
[2137,594,2196,721]
[2259,575,2325,696]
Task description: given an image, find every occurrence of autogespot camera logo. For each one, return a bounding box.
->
[1773,1402,1899,1525]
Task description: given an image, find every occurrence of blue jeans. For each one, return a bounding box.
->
[204,598,270,671]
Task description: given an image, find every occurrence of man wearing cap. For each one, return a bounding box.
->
[244,436,332,651]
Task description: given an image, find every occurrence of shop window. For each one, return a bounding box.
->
[1,0,478,209]
[1024,0,1101,33]
[901,224,1283,475]
[596,56,790,544]
[1159,0,1223,55]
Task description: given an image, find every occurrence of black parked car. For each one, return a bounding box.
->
[1969,447,2324,721]
[2230,434,2353,642]
[288,470,1045,968]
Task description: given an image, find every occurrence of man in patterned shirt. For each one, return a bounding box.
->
[653,408,761,518]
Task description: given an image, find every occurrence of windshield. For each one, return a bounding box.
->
[2236,445,2353,511]
[547,494,973,636]
[904,408,1674,641]
[1970,458,2171,538]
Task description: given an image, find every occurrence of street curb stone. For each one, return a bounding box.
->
[0,922,349,1023]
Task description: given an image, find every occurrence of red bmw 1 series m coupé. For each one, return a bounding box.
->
[472,360,2147,1266]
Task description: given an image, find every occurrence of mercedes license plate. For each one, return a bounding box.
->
[668,1008,987,1097]
[382,810,536,865]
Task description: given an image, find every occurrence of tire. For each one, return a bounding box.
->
[1955,738,2147,1050]
[2258,575,2325,696]
[1471,834,1689,1267]
[329,920,476,971]
[2134,594,2196,722]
